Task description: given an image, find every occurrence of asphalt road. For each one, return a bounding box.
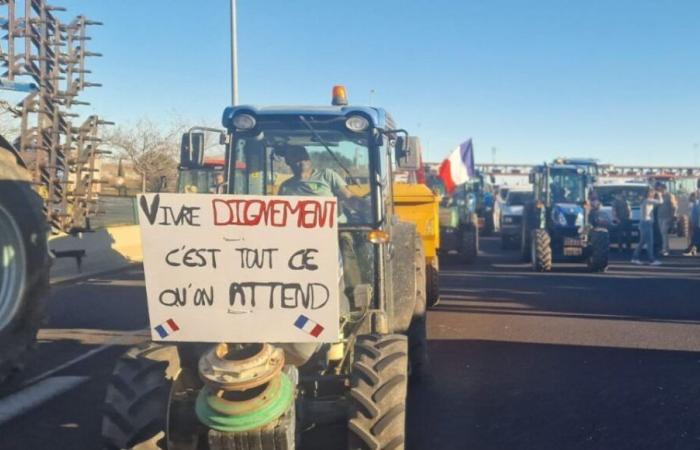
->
[1,236,699,449]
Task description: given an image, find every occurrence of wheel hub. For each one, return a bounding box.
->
[0,205,27,333]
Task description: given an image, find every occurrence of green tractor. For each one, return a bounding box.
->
[438,181,480,263]
[521,163,609,272]
[101,89,429,449]
[436,171,494,264]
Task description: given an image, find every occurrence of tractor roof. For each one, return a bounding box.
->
[556,157,599,165]
[533,163,583,172]
[222,105,395,130]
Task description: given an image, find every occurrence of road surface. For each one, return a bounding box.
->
[1,237,699,449]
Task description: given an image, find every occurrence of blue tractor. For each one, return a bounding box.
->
[521,163,609,272]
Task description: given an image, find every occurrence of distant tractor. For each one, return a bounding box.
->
[438,181,480,264]
[521,163,609,272]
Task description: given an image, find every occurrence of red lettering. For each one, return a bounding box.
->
[210,198,337,229]
[213,199,232,225]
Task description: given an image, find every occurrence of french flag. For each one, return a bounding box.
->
[294,314,324,338]
[438,139,475,194]
[154,319,180,338]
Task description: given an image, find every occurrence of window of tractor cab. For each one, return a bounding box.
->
[230,115,374,225]
[549,171,585,203]
[177,168,220,194]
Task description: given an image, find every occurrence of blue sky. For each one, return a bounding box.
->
[30,1,700,165]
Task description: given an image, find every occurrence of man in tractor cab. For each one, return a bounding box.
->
[277,144,364,287]
[279,145,351,197]
[210,171,226,194]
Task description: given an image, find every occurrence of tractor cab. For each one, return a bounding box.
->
[522,163,609,272]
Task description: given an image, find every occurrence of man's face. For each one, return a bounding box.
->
[285,153,311,176]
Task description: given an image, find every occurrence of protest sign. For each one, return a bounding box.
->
[138,193,340,343]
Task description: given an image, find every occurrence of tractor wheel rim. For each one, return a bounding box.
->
[0,205,27,333]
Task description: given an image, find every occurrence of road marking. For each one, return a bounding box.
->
[0,376,88,426]
[21,328,148,388]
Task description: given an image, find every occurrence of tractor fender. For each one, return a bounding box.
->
[389,221,419,333]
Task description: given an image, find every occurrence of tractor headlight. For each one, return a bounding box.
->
[503,216,514,224]
[232,113,256,130]
[575,212,584,227]
[345,115,369,132]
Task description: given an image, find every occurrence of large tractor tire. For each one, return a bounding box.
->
[0,157,50,384]
[587,228,610,273]
[426,257,440,308]
[531,229,552,272]
[677,214,690,239]
[102,344,204,450]
[348,334,409,450]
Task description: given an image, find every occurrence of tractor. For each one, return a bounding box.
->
[101,87,429,449]
[521,163,609,272]
[438,181,480,264]
[436,170,495,264]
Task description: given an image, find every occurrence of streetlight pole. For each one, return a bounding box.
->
[230,0,239,105]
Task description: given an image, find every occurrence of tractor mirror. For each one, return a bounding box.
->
[395,136,421,171]
[180,132,205,168]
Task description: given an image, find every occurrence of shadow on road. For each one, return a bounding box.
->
[408,339,700,450]
[410,235,700,450]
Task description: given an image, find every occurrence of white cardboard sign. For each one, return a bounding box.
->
[137,193,340,343]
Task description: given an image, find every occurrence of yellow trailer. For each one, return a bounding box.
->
[393,182,441,307]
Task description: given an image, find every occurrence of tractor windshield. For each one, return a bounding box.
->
[549,170,585,203]
[229,115,373,225]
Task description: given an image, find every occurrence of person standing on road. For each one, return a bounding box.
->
[613,191,632,252]
[632,188,664,265]
[656,184,677,256]
[684,192,700,256]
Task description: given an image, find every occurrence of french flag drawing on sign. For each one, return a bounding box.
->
[154,319,180,338]
[294,314,324,338]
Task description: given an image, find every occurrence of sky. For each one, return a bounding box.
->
[7,0,700,166]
